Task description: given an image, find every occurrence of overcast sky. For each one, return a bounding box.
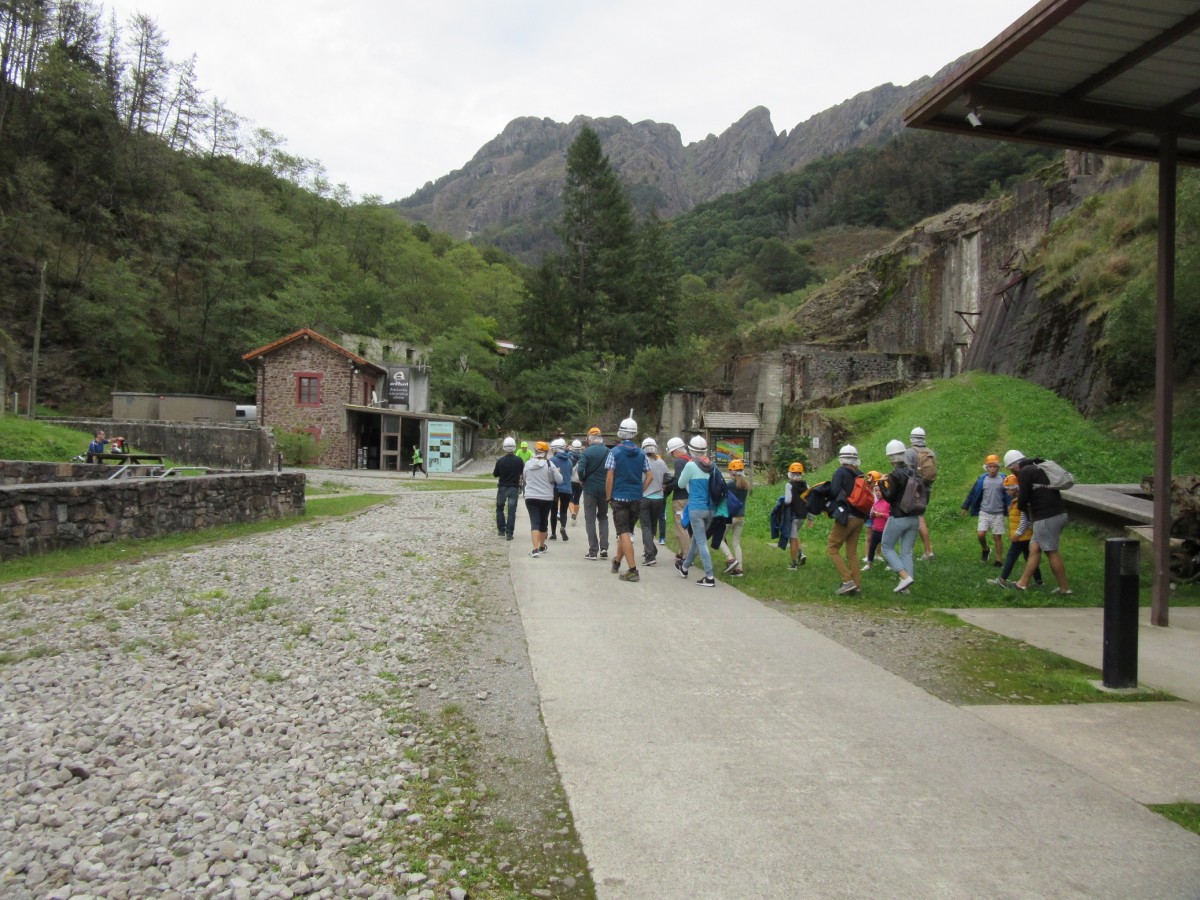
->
[103,0,1037,203]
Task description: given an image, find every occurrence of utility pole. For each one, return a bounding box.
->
[28,262,46,418]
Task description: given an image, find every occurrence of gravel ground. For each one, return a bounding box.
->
[0,479,590,899]
[1,470,977,899]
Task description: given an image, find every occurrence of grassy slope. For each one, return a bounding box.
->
[735,371,1199,611]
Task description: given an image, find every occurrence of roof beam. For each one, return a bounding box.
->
[968,86,1200,139]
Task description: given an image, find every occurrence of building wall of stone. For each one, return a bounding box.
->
[254,338,376,468]
[41,419,274,470]
[0,472,305,561]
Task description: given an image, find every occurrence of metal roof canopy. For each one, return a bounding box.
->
[904,0,1200,626]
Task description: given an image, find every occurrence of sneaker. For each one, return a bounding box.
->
[798,554,807,566]
[788,561,800,570]
[992,559,1002,567]
[731,567,744,577]
[696,576,716,587]
[1050,587,1074,596]
[894,575,914,592]
[584,552,598,560]
[611,560,621,574]
[528,550,542,558]
[862,562,872,571]
[658,537,666,545]
[674,558,689,579]
[571,514,577,523]
[539,545,547,553]
[599,550,608,559]
[506,534,513,541]
[1003,581,1027,591]
[724,558,739,574]
[987,577,1009,587]
[561,531,569,542]
[920,552,935,561]
[619,570,640,583]
[550,533,557,541]
[861,557,871,565]
[644,557,658,567]
[498,531,506,537]
[835,581,859,595]
[981,548,990,562]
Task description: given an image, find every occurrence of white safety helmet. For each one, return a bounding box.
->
[618,417,638,439]
[1003,449,1025,468]
[641,437,658,453]
[666,436,686,454]
[885,439,907,461]
[550,437,567,450]
[688,435,708,453]
[910,426,927,447]
[570,439,583,451]
[502,437,516,452]
[838,444,859,464]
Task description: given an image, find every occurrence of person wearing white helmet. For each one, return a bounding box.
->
[908,426,937,560]
[576,427,611,560]
[878,439,922,593]
[604,417,649,581]
[638,438,670,568]
[568,439,584,523]
[1004,449,1073,595]
[548,438,574,542]
[492,437,523,540]
[665,436,692,561]
[827,444,868,595]
[675,434,718,586]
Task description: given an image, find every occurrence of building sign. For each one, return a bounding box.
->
[387,367,411,406]
[427,421,454,474]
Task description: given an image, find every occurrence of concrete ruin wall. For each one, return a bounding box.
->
[0,469,305,561]
[39,419,275,470]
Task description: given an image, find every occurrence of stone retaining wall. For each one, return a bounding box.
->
[0,470,305,561]
[41,419,276,470]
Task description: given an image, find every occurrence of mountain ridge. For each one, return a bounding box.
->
[393,56,969,261]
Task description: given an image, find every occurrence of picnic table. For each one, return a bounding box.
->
[91,452,165,465]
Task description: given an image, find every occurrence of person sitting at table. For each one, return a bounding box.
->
[110,436,127,453]
[86,430,109,463]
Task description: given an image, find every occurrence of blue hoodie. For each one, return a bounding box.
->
[551,450,575,494]
[606,441,648,502]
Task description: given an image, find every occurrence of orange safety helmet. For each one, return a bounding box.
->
[534,440,550,453]
[587,427,602,436]
[985,454,1001,466]
[787,462,805,475]
[1003,474,1019,486]
[728,459,745,472]
[867,470,884,483]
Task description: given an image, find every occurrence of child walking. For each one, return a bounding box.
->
[863,473,889,570]
[988,474,1043,587]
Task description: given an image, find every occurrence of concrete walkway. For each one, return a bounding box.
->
[509,539,1200,898]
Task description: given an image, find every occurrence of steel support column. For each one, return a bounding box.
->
[1152,135,1176,627]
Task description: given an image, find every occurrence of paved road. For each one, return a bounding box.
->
[509,540,1200,899]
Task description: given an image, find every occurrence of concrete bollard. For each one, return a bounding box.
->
[1102,537,1139,689]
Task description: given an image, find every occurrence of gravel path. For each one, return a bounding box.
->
[0,481,590,900]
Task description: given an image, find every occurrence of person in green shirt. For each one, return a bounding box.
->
[515,441,533,464]
[410,445,427,478]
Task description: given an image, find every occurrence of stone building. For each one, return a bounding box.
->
[243,328,479,471]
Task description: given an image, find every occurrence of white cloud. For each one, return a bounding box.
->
[104,0,1036,201]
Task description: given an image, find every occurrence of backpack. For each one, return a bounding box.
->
[725,488,745,518]
[1035,459,1075,491]
[914,447,938,485]
[898,471,928,516]
[802,481,834,518]
[846,473,873,515]
[708,465,729,505]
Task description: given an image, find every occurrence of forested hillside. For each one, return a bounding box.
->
[0,2,526,416]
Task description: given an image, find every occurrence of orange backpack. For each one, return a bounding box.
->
[846,474,873,515]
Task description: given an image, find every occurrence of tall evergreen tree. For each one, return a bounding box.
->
[557,125,636,356]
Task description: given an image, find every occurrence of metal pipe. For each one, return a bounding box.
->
[1152,135,1176,627]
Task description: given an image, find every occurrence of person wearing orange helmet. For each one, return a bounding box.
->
[723,459,751,576]
[862,472,889,571]
[783,461,809,570]
[960,454,1007,567]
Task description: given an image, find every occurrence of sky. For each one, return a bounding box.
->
[103,0,1038,203]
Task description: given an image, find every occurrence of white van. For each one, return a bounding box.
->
[235,405,257,422]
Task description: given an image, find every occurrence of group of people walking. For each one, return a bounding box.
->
[493,420,1072,597]
[493,419,751,587]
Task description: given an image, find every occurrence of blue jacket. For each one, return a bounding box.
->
[607,441,648,502]
[961,473,1011,516]
[551,450,575,493]
[770,496,794,549]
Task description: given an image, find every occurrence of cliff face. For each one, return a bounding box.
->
[392,67,959,261]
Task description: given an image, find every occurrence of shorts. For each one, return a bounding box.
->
[789,519,803,540]
[611,499,640,535]
[1032,512,1068,553]
[977,511,1007,535]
